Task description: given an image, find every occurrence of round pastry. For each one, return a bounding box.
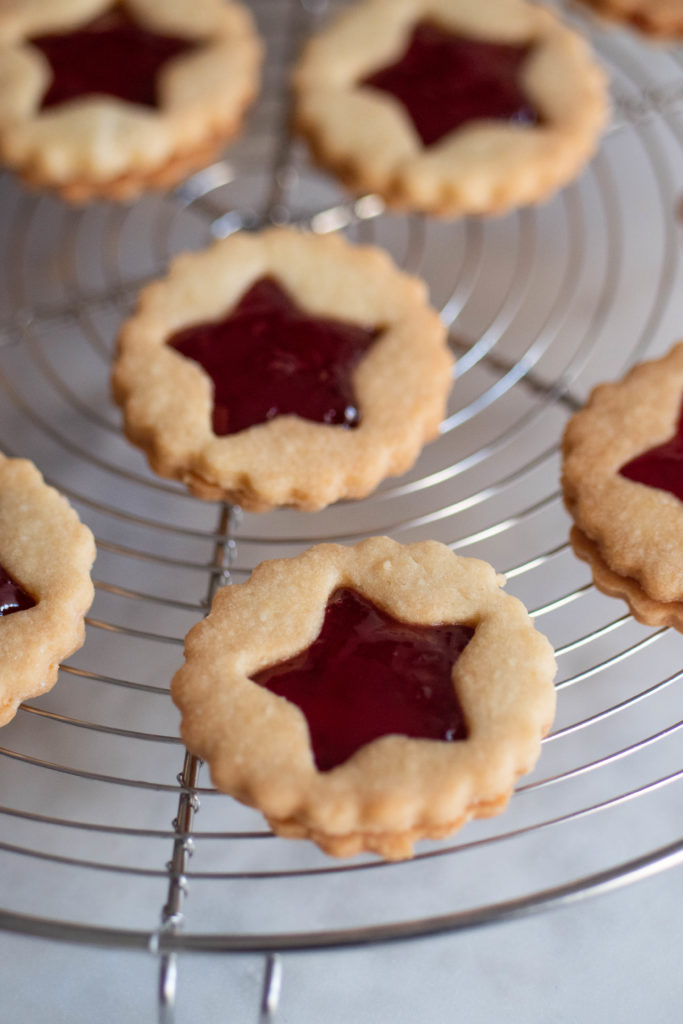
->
[0,453,96,727]
[562,342,683,628]
[0,0,262,202]
[112,227,454,512]
[576,0,683,39]
[292,0,609,218]
[171,537,557,860]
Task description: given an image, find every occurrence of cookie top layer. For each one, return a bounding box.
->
[293,0,609,217]
[171,537,557,859]
[112,227,454,512]
[0,0,262,201]
[0,453,96,727]
[563,342,683,604]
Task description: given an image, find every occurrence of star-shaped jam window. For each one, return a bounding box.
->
[620,402,683,502]
[0,564,36,617]
[252,587,474,772]
[361,20,541,147]
[168,276,381,436]
[31,7,195,110]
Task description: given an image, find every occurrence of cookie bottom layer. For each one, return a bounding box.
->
[296,116,603,220]
[570,526,683,630]
[15,131,231,204]
[268,790,513,860]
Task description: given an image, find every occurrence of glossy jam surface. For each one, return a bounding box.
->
[169,277,380,436]
[620,402,683,502]
[32,9,193,110]
[0,564,36,617]
[252,588,474,772]
[362,20,539,146]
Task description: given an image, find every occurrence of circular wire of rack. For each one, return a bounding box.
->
[0,0,683,999]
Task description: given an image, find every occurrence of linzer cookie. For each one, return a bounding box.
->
[112,227,453,512]
[563,342,683,628]
[576,0,683,39]
[0,0,262,202]
[171,537,557,860]
[0,453,96,727]
[292,0,609,217]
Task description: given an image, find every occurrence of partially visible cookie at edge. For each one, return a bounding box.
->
[575,0,683,39]
[0,452,96,726]
[570,526,683,629]
[562,341,683,626]
[293,0,609,218]
[0,0,262,202]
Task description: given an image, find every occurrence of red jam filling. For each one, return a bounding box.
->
[361,20,540,147]
[620,402,683,502]
[0,564,36,617]
[168,277,380,436]
[252,587,473,772]
[31,9,194,110]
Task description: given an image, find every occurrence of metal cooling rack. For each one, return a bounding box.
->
[1,1,683,1020]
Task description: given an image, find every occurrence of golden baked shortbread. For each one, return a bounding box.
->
[0,453,96,727]
[112,227,454,512]
[0,0,262,202]
[563,342,683,628]
[293,0,609,217]
[576,0,683,39]
[171,537,557,860]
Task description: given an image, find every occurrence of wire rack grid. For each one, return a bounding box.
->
[1,0,683,1020]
